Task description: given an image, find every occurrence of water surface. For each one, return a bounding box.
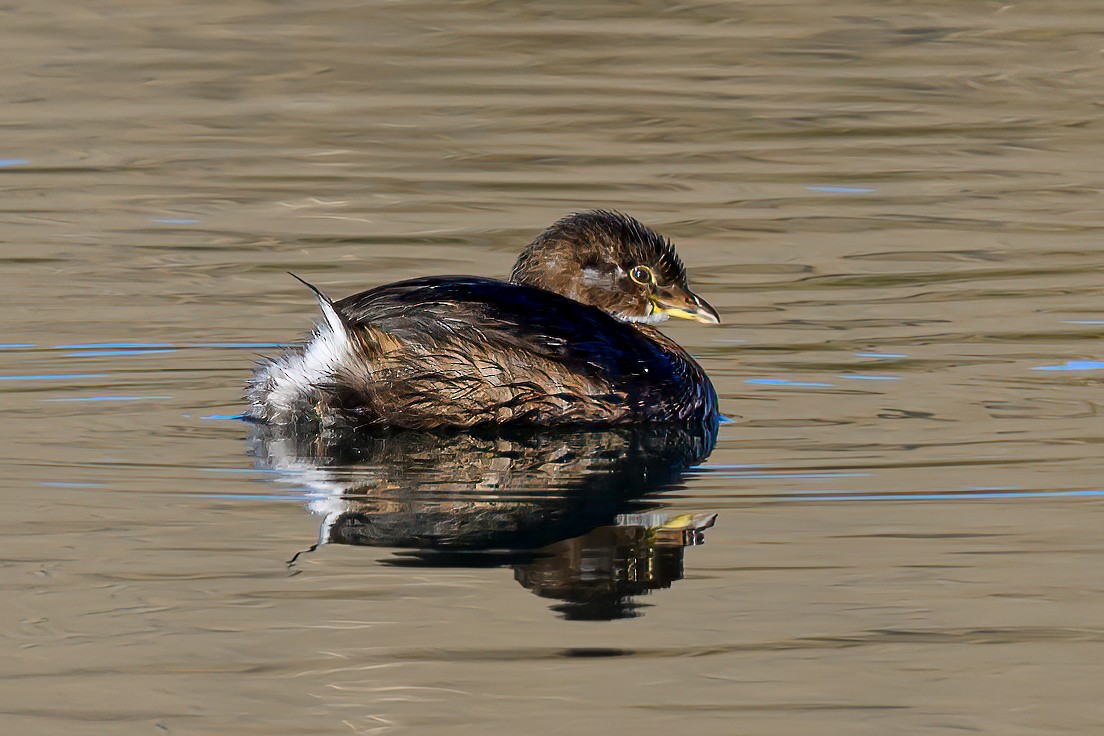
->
[3,1,1104,734]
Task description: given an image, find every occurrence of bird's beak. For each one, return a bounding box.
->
[651,285,721,324]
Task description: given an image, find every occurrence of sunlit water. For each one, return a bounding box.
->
[4,2,1104,734]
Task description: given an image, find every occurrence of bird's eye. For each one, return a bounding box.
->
[629,265,655,286]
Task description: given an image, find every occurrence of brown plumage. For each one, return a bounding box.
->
[247,210,720,430]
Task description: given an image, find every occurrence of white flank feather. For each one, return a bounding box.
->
[250,277,354,422]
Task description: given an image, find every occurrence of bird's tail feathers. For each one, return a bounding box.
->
[288,273,351,341]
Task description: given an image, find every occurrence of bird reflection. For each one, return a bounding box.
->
[250,420,718,620]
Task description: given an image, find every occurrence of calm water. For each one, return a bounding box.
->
[4,1,1104,734]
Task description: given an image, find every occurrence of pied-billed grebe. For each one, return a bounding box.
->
[247,210,719,429]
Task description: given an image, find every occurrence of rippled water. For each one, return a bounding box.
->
[4,1,1104,734]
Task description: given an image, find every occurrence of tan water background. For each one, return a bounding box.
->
[4,1,1104,734]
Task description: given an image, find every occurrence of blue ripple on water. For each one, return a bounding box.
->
[1032,360,1104,372]
[0,159,29,168]
[745,377,833,387]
